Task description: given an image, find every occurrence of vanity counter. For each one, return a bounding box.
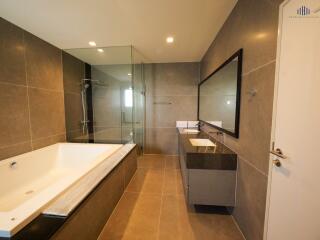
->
[177,128,237,170]
[177,128,237,206]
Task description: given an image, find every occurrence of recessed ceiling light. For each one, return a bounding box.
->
[97,48,104,53]
[128,73,132,76]
[166,36,174,43]
[88,41,96,46]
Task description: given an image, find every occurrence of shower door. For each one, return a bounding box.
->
[133,63,145,153]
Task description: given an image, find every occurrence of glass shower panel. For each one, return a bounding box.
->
[132,49,146,153]
[63,46,133,144]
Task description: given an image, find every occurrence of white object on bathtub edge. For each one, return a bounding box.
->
[44,143,136,216]
[0,143,124,237]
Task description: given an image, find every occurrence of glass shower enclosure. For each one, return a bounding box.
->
[62,46,145,152]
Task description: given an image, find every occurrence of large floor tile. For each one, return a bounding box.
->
[100,155,244,240]
[98,192,162,240]
[165,155,180,169]
[159,195,244,240]
[163,169,184,196]
[137,154,166,169]
[126,168,164,194]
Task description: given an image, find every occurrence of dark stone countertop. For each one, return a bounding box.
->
[177,128,237,170]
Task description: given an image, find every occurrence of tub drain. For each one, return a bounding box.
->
[25,190,34,195]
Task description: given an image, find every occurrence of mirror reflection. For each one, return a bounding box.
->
[198,50,242,137]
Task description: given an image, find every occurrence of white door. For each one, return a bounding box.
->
[265,0,320,239]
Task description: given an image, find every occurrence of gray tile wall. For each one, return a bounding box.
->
[0,18,66,160]
[200,0,283,239]
[62,52,87,142]
[144,63,199,155]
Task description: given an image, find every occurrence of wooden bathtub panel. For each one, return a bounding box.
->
[50,146,137,240]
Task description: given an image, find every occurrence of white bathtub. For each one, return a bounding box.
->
[0,143,123,237]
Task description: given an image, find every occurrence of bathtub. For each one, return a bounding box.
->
[0,143,123,238]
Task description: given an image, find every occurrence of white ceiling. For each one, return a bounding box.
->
[0,0,237,63]
[65,46,132,65]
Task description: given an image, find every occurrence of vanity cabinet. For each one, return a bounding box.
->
[178,129,237,206]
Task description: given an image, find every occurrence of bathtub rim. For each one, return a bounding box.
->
[0,142,123,238]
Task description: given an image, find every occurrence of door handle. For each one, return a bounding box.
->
[272,159,281,167]
[270,148,287,159]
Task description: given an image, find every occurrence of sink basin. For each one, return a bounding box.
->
[189,138,216,147]
[182,129,200,134]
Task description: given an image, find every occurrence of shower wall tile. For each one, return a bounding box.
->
[25,32,63,91]
[93,127,121,143]
[0,18,26,86]
[64,93,82,132]
[144,63,199,155]
[28,88,65,140]
[62,51,87,142]
[144,128,178,155]
[145,63,199,96]
[146,95,198,128]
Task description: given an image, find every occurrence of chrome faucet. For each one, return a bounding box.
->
[10,161,17,169]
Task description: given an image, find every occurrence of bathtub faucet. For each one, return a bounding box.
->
[10,161,17,169]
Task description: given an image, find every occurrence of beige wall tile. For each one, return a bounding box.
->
[199,1,283,238]
[232,158,268,240]
[144,62,199,154]
[0,83,30,147]
[0,19,70,160]
[62,51,84,94]
[201,0,280,79]
[28,88,65,140]
[64,92,82,132]
[146,95,198,128]
[0,18,26,86]
[145,62,199,97]
[25,32,63,91]
[0,141,32,160]
[237,63,275,174]
[145,127,178,155]
[32,133,66,150]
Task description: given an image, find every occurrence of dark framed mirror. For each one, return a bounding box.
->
[198,49,243,138]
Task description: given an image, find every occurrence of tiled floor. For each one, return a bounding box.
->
[98,155,244,240]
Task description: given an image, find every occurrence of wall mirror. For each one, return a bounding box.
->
[198,49,243,138]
